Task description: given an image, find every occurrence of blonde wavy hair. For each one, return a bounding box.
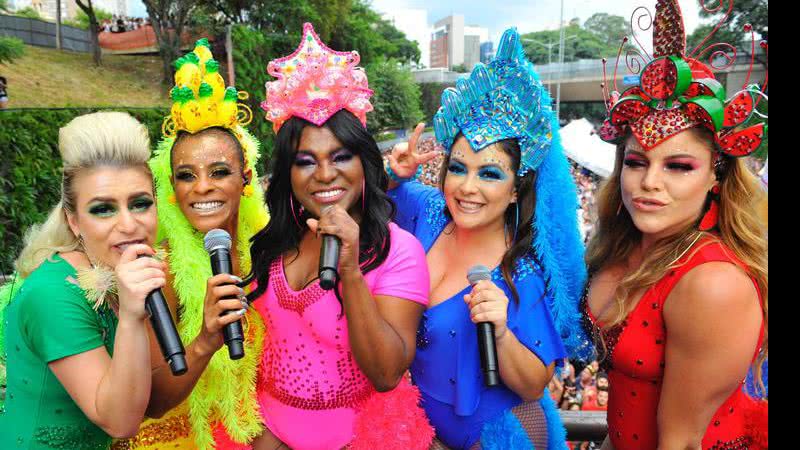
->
[585,128,768,393]
[14,111,152,277]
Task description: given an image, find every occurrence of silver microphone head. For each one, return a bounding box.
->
[203,229,232,253]
[467,265,492,285]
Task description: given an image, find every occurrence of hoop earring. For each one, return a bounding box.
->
[513,202,519,242]
[361,179,366,212]
[289,195,302,229]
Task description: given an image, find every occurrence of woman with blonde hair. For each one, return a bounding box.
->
[585,1,768,448]
[0,111,165,449]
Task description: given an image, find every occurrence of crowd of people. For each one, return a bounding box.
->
[101,16,148,33]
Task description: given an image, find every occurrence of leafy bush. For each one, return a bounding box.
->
[13,7,41,20]
[63,8,113,30]
[365,59,423,133]
[0,37,25,65]
[419,82,452,124]
[0,108,167,273]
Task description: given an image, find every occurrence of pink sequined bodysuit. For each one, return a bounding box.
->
[254,223,429,450]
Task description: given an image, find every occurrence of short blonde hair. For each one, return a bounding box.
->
[15,112,152,276]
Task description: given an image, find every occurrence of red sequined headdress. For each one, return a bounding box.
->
[599,0,768,156]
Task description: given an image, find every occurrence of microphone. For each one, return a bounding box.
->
[140,255,187,376]
[203,229,245,360]
[467,265,500,387]
[318,206,341,290]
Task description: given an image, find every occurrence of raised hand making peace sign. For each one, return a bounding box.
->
[385,123,440,187]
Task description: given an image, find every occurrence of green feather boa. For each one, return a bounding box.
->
[148,125,269,449]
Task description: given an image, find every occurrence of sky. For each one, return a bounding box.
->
[369,0,703,47]
[128,0,705,37]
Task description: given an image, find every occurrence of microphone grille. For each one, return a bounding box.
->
[203,228,232,253]
[467,265,492,284]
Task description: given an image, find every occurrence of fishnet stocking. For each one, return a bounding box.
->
[429,401,550,450]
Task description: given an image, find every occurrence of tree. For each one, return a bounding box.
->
[584,13,628,48]
[142,0,197,83]
[0,0,9,13]
[365,58,424,132]
[64,8,112,31]
[14,7,42,19]
[0,36,25,65]
[74,0,105,65]
[686,0,767,69]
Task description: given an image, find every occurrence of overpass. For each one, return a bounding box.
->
[413,54,766,103]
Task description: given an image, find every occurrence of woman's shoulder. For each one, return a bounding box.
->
[384,222,427,262]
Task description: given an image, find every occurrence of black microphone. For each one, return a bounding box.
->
[140,255,187,376]
[467,265,500,387]
[318,206,341,290]
[203,229,245,360]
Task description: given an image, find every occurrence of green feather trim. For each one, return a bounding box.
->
[149,125,269,449]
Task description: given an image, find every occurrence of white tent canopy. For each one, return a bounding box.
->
[560,118,617,178]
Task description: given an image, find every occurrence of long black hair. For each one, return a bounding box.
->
[245,110,396,304]
[438,137,538,304]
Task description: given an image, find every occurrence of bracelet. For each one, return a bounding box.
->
[385,161,422,183]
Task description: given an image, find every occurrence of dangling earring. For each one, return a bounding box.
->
[242,185,254,198]
[361,179,366,212]
[616,202,622,216]
[168,193,177,204]
[699,185,721,231]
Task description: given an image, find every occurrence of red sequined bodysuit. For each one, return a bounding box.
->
[583,239,766,450]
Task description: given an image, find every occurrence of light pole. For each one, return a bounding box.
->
[522,34,578,104]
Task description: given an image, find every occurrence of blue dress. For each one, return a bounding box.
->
[389,181,569,450]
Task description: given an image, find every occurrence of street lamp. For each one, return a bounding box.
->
[522,34,577,101]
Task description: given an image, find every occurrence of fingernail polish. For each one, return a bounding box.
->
[232,276,243,283]
[237,308,246,316]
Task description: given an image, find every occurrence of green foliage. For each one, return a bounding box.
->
[230,24,283,170]
[365,59,423,133]
[698,0,768,41]
[450,64,468,73]
[14,6,41,19]
[419,82,452,124]
[374,131,396,142]
[0,0,9,13]
[330,0,420,65]
[0,108,167,273]
[64,8,113,30]
[0,37,25,65]
[522,13,633,64]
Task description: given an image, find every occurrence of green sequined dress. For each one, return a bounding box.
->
[0,254,118,449]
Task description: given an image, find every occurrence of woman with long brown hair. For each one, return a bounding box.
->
[585,1,768,449]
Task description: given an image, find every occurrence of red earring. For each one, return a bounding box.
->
[699,185,721,231]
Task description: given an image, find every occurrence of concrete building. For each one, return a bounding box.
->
[381,8,430,68]
[430,14,464,70]
[430,15,492,71]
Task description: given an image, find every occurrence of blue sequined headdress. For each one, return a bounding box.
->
[434,28,555,177]
[433,27,593,361]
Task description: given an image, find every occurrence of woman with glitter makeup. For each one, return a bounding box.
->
[585,1,768,449]
[385,27,590,449]
[0,112,165,449]
[247,23,434,450]
[115,39,270,450]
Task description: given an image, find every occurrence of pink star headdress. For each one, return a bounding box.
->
[261,23,374,132]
